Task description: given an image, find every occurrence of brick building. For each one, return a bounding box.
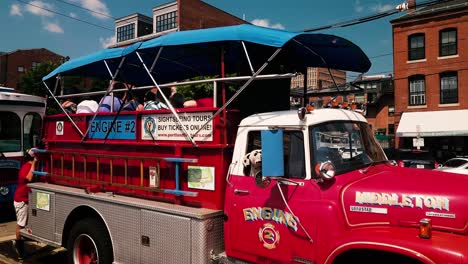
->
[0,48,64,89]
[293,74,395,148]
[391,0,468,161]
[290,67,346,90]
[111,0,246,48]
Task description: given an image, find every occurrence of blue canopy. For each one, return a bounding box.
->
[43,24,371,84]
[42,42,141,81]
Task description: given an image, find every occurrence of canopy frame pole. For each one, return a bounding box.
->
[42,81,84,137]
[136,51,198,147]
[80,57,127,143]
[193,47,282,137]
[292,39,344,101]
[150,47,163,73]
[52,76,60,95]
[241,41,255,75]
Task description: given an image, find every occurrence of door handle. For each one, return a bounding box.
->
[234,189,250,194]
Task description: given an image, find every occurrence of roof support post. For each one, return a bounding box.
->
[136,51,198,147]
[193,47,282,137]
[80,57,126,143]
[43,81,84,137]
[241,41,255,75]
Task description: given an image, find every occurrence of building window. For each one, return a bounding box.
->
[440,72,458,104]
[17,66,25,73]
[156,11,177,33]
[32,62,40,70]
[138,21,153,37]
[388,105,395,116]
[354,94,365,103]
[408,33,425,60]
[439,28,457,57]
[409,75,426,106]
[116,23,135,43]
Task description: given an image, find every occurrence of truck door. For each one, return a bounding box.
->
[226,129,318,263]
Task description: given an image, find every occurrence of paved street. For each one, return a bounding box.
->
[0,207,65,264]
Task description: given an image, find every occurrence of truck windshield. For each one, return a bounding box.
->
[309,121,387,175]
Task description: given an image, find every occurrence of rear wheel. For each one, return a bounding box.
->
[67,218,113,264]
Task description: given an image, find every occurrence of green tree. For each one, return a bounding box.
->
[17,61,60,97]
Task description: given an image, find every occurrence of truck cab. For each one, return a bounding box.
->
[224,108,468,264]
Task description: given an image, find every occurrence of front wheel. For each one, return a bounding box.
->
[67,218,113,264]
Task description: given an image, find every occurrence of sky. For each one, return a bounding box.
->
[1,0,408,79]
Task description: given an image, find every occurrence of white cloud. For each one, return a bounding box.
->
[370,4,394,13]
[251,19,285,30]
[354,0,364,12]
[99,35,116,48]
[72,0,111,20]
[69,12,78,18]
[44,22,64,33]
[10,4,23,16]
[26,0,54,17]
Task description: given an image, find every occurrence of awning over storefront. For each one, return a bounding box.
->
[397,110,468,137]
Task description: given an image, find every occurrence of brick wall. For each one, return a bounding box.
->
[392,9,468,146]
[179,0,246,30]
[0,48,63,89]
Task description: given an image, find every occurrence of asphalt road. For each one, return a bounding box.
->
[0,205,66,264]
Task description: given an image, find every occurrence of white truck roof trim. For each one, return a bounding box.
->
[239,109,367,127]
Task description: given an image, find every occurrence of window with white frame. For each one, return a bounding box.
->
[409,75,426,106]
[117,23,135,43]
[156,11,177,33]
[440,72,458,104]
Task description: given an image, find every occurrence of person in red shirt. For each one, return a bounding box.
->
[12,149,37,259]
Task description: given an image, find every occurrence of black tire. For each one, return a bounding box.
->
[66,218,113,264]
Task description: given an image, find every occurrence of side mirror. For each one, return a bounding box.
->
[316,161,336,182]
[389,160,397,166]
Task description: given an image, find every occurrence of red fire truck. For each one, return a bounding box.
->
[24,24,468,264]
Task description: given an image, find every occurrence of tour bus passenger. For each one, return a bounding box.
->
[12,149,37,260]
[168,86,185,108]
[98,82,125,112]
[76,98,99,114]
[122,92,144,111]
[144,90,168,110]
[183,87,214,108]
[183,96,214,108]
[61,99,77,114]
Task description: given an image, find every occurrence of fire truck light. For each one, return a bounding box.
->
[419,218,432,239]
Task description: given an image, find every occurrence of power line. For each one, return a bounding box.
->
[52,0,116,20]
[16,0,114,32]
[303,0,445,32]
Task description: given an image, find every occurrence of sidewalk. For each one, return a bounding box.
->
[0,221,65,264]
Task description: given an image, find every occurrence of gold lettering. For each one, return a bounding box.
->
[355,191,368,204]
[413,195,424,209]
[263,207,273,220]
[243,208,253,221]
[401,194,414,208]
[251,207,262,220]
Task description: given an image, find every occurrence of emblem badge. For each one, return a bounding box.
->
[258,223,280,249]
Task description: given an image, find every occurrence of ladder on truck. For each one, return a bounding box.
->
[32,149,198,197]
